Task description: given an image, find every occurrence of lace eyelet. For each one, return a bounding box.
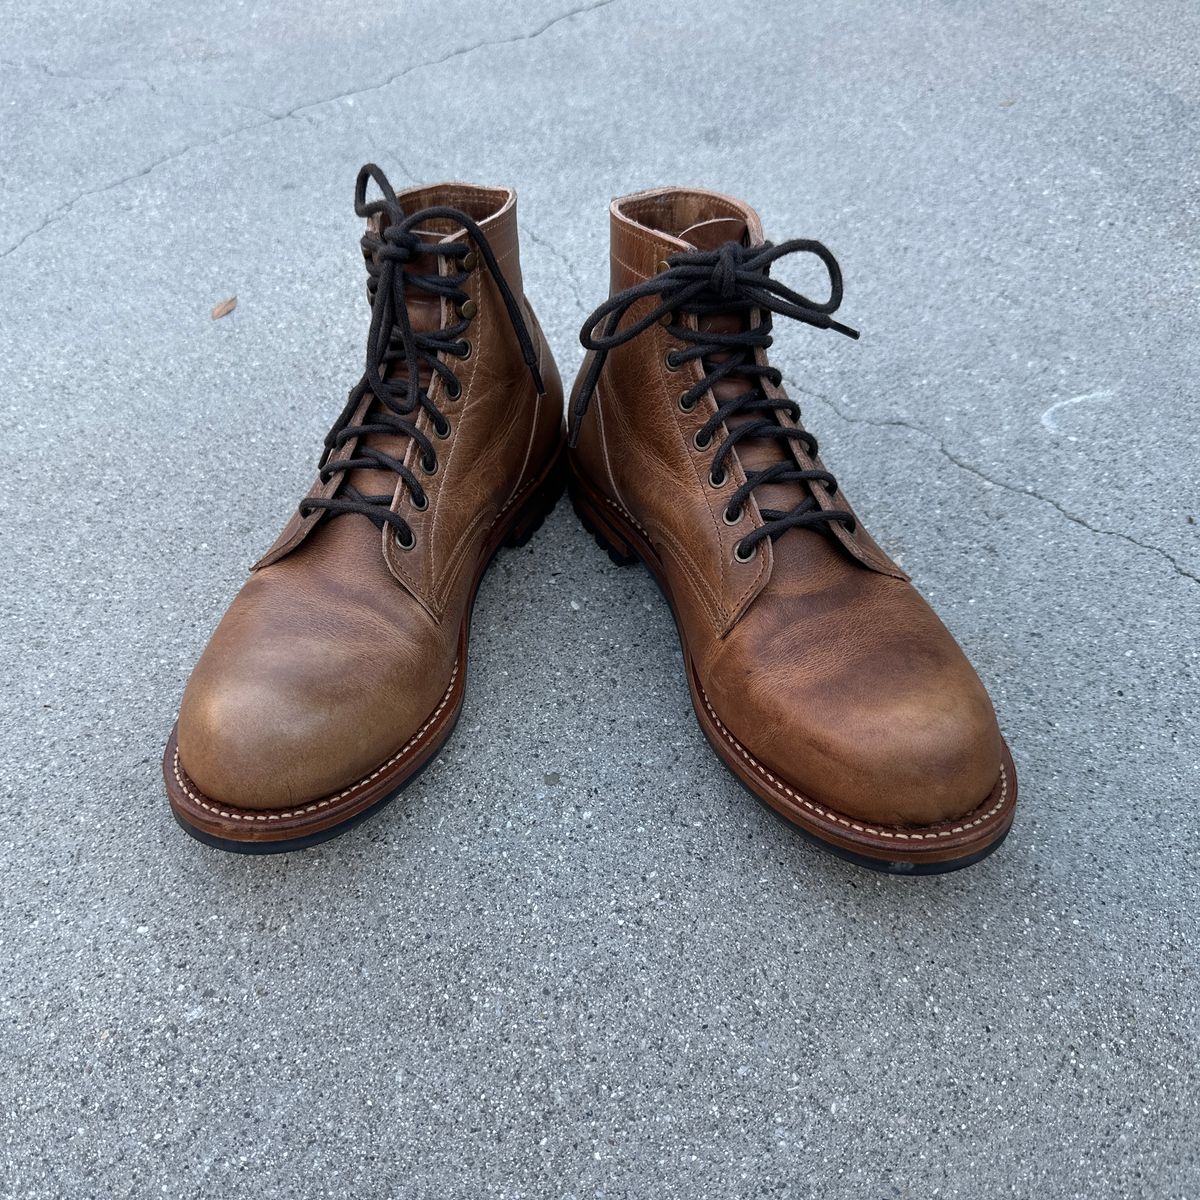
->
[460,298,478,320]
[421,453,438,475]
[435,419,452,440]
[462,250,478,271]
[693,429,712,451]
[678,392,697,413]
[410,491,428,512]
[394,527,416,551]
[445,379,463,400]
[455,340,473,361]
[709,467,727,489]
[723,505,742,526]
[734,540,756,564]
[664,351,680,372]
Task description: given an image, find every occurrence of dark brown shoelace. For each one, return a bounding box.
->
[572,239,859,559]
[301,164,545,548]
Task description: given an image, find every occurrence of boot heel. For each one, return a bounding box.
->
[503,443,567,548]
[568,475,639,567]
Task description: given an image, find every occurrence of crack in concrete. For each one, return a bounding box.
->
[787,379,1200,586]
[283,0,623,122]
[0,0,623,260]
[0,57,155,92]
[0,116,278,261]
[521,226,590,319]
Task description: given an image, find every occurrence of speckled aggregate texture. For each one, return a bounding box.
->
[1,1,1197,1197]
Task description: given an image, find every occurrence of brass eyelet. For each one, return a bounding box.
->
[460,298,478,319]
[659,310,674,328]
[693,429,712,451]
[462,250,478,271]
[656,259,671,274]
[421,453,438,476]
[723,505,742,526]
[664,352,681,372]
[435,419,452,440]
[394,527,416,551]
[709,467,727,489]
[410,491,428,512]
[734,541,756,564]
[455,340,473,361]
[678,392,697,412]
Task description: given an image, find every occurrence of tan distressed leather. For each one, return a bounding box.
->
[175,182,563,812]
[569,188,1005,830]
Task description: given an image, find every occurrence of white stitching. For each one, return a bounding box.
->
[173,663,460,823]
[599,493,651,540]
[699,687,1009,841]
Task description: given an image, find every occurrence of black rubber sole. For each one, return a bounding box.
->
[567,475,1010,877]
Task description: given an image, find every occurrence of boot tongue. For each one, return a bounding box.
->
[677,218,799,519]
[345,211,458,501]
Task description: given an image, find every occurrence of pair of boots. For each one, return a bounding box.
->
[164,165,1017,874]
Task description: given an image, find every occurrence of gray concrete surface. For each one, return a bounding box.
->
[1,1,1197,1196]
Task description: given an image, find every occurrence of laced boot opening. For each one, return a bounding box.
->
[298,165,544,551]
[573,197,858,559]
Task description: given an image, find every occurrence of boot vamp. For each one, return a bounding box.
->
[176,518,455,811]
[703,535,1003,828]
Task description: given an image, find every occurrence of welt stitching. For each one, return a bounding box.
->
[173,663,460,822]
[699,686,1009,841]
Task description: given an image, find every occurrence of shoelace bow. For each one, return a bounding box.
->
[571,238,860,558]
[301,164,545,547]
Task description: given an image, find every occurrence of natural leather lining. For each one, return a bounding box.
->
[618,189,750,239]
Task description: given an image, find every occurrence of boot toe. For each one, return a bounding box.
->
[176,674,344,812]
[800,689,1004,828]
[712,647,1004,830]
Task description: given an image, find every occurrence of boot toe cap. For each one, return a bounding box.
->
[176,676,350,812]
[713,656,1004,830]
[803,694,1004,827]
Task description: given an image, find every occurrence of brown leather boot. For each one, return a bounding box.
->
[164,166,565,851]
[567,188,1017,873]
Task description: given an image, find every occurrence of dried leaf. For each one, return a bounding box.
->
[211,296,237,320]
